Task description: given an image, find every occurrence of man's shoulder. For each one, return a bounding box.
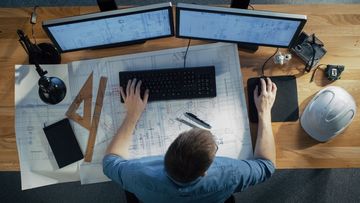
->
[210,157,275,175]
[105,154,164,165]
[213,156,274,166]
[132,155,165,170]
[207,157,275,190]
[103,154,166,179]
[212,156,246,165]
[103,154,165,175]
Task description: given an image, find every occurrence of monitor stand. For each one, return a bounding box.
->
[230,0,259,52]
[231,0,251,9]
[97,0,118,12]
[96,0,146,46]
[237,43,259,53]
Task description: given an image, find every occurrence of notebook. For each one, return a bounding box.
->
[43,118,83,168]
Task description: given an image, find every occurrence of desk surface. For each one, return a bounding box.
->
[1,4,360,170]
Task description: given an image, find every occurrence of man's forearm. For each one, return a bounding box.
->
[254,113,276,166]
[105,115,138,159]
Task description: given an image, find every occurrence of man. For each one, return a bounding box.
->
[103,77,277,203]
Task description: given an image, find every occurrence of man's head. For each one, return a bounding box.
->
[164,128,217,183]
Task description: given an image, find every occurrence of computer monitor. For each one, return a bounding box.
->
[176,3,307,48]
[42,2,174,52]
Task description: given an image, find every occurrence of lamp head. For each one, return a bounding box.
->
[38,76,66,105]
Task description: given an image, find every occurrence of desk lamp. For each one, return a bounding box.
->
[17,29,66,105]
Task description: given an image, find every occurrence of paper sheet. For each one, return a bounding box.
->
[15,65,82,190]
[14,42,252,188]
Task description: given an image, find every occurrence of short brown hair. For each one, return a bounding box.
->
[164,128,217,183]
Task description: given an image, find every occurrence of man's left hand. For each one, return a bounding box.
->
[120,78,149,121]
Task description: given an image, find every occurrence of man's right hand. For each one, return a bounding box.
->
[253,77,277,166]
[253,78,277,118]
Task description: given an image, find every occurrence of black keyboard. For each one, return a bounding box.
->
[119,66,216,102]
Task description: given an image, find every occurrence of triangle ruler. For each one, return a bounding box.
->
[66,72,108,162]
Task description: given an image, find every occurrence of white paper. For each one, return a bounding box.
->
[15,65,82,190]
[14,43,253,189]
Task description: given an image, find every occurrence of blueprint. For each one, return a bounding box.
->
[68,43,253,184]
[15,43,252,188]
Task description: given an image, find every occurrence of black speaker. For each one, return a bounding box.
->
[290,32,327,72]
[230,0,250,9]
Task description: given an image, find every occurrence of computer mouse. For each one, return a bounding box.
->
[257,77,267,96]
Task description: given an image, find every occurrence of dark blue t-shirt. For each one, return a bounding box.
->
[103,154,275,203]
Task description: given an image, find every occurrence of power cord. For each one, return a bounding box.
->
[183,38,192,68]
[304,34,318,72]
[310,64,326,82]
[248,4,254,10]
[261,48,279,76]
[30,5,38,44]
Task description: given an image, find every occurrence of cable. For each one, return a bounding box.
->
[310,64,326,83]
[305,45,316,72]
[304,34,317,72]
[31,24,37,44]
[30,5,38,44]
[183,38,191,68]
[261,48,279,76]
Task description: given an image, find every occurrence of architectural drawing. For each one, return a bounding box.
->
[70,43,253,184]
[15,43,252,188]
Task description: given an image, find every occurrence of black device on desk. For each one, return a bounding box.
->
[290,32,327,72]
[42,2,174,52]
[119,66,216,102]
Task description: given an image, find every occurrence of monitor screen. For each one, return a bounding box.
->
[176,3,307,48]
[43,2,174,52]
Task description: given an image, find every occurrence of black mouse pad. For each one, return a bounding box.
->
[247,75,299,122]
[43,118,83,168]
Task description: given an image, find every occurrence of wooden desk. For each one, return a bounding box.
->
[1,4,359,170]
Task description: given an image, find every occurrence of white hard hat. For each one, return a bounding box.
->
[300,86,356,142]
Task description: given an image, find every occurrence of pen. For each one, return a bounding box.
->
[176,118,198,128]
[184,112,212,129]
